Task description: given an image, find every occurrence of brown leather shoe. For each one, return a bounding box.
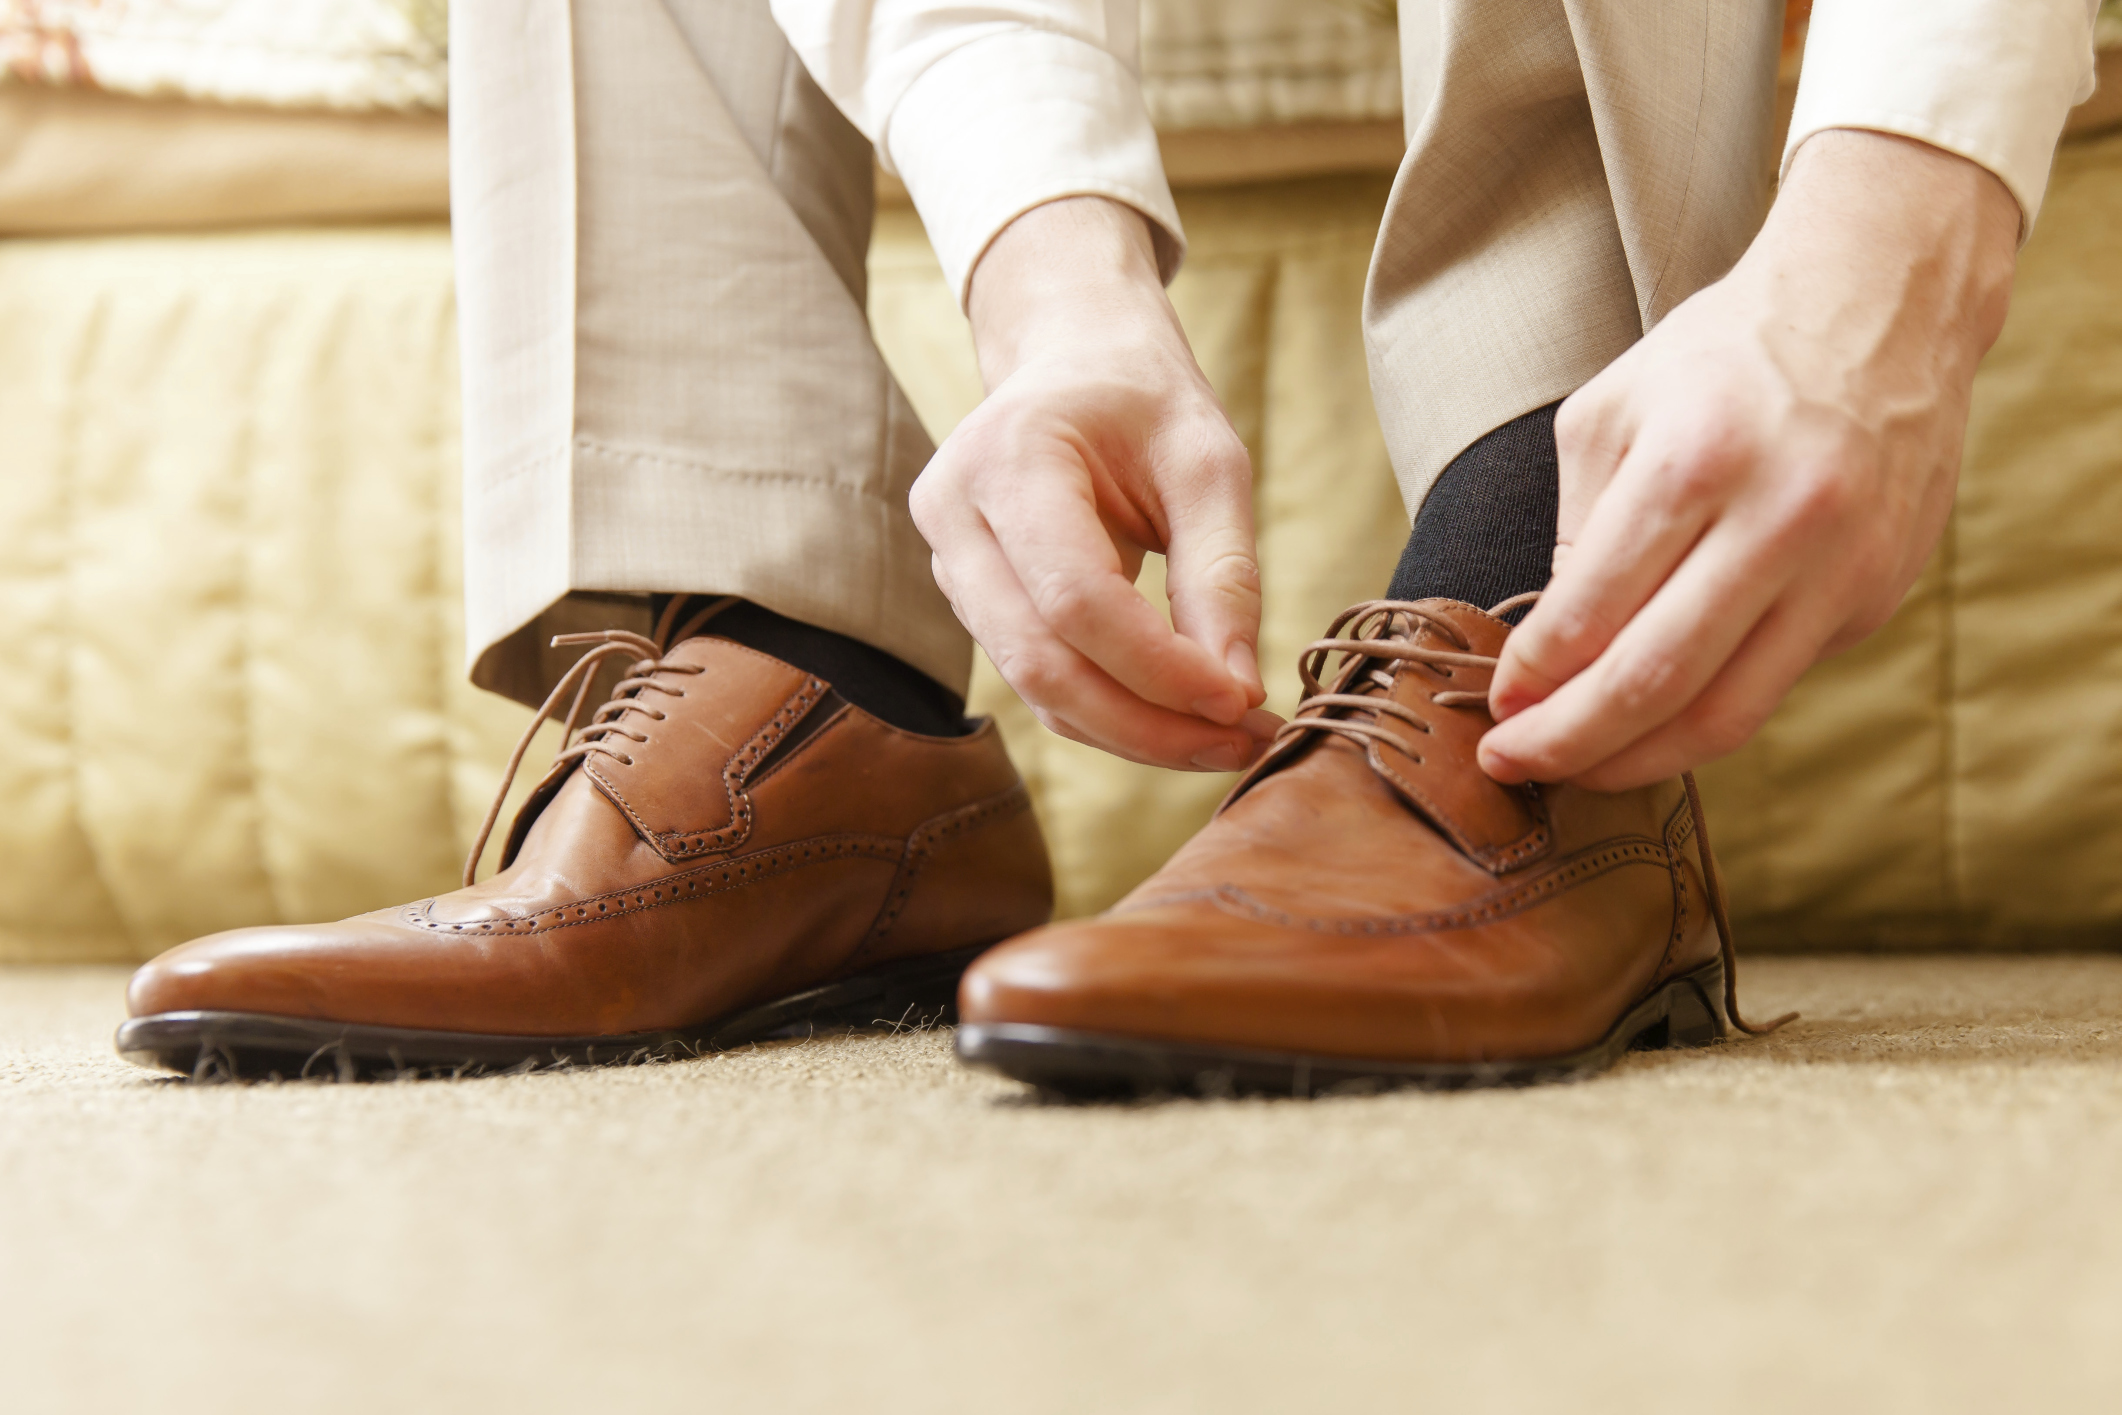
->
[955,597,1788,1097]
[119,613,1051,1079]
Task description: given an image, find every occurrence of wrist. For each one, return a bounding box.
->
[1758,130,2019,356]
[966,197,1184,388]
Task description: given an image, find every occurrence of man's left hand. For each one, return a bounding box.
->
[1481,129,2022,791]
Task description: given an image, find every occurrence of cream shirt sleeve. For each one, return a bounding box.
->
[769,0,1182,307]
[1786,0,2101,237]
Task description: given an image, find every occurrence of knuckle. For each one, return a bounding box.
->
[990,643,1063,706]
[1653,447,1736,505]
[1837,590,1902,647]
[1519,603,1618,677]
[1696,704,1767,760]
[907,474,942,528]
[1789,467,1857,528]
[1175,545,1262,606]
[1604,650,1684,715]
[1030,572,1101,640]
[1026,702,1091,749]
[1554,391,1613,460]
[1189,419,1251,470]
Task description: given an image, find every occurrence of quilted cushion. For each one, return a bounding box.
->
[1,132,2118,962]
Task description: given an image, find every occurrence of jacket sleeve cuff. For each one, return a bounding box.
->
[884,28,1185,308]
[1781,0,2100,241]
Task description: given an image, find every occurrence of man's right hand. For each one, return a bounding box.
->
[910,196,1279,772]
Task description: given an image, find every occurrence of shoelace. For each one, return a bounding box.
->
[1280,595,1794,1038]
[461,596,736,887]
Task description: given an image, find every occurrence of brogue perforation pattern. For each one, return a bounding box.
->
[402,831,902,938]
[849,784,1035,964]
[1123,836,1672,938]
[588,676,829,862]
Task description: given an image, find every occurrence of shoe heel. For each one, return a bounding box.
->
[834,943,992,1031]
[1663,963,1728,1049]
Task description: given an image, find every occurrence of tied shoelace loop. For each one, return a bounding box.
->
[1276,592,1792,1039]
[461,596,737,887]
[1273,593,1542,761]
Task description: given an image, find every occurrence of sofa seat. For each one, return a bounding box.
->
[2,128,2119,962]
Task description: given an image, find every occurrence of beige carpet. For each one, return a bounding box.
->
[5,957,2121,1413]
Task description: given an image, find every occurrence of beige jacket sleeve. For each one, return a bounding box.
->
[1787,0,2101,237]
[768,0,1183,306]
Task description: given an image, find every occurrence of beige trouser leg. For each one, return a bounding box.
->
[449,0,968,708]
[1367,0,1784,515]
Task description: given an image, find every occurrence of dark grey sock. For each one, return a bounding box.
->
[658,596,970,737]
[1387,400,1561,619]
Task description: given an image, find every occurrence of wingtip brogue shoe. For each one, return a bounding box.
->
[120,631,1053,1079]
[956,598,1788,1097]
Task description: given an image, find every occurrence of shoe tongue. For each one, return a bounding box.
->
[1408,598,1513,658]
[1231,598,1552,874]
[580,637,830,861]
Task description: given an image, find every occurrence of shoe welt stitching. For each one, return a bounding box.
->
[401,831,903,937]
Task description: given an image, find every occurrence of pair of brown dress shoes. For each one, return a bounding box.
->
[118,597,1785,1094]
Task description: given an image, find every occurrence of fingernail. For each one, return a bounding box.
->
[1225,641,1263,699]
[1478,742,1526,784]
[1241,707,1284,741]
[1191,693,1244,727]
[1191,743,1246,772]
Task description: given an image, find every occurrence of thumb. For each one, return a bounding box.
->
[1161,441,1267,712]
[1493,380,1634,719]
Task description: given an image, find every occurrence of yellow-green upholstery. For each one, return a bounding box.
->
[1,133,2117,962]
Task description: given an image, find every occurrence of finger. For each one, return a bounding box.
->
[1479,512,1794,784]
[1490,423,1727,720]
[976,448,1252,725]
[1158,429,1267,706]
[1566,594,1836,791]
[928,502,1262,771]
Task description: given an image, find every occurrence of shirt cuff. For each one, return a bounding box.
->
[1781,0,2100,241]
[884,27,1185,308]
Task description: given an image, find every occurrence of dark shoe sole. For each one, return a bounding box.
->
[955,957,1732,1099]
[115,943,990,1082]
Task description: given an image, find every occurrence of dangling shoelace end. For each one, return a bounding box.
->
[1681,770,1798,1038]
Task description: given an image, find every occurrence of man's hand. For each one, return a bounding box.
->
[911,197,1278,771]
[1481,130,2021,791]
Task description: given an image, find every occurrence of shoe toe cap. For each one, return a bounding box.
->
[126,918,398,1020]
[959,912,1226,1035]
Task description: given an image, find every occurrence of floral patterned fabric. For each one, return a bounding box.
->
[0,0,1406,122]
[0,0,446,110]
